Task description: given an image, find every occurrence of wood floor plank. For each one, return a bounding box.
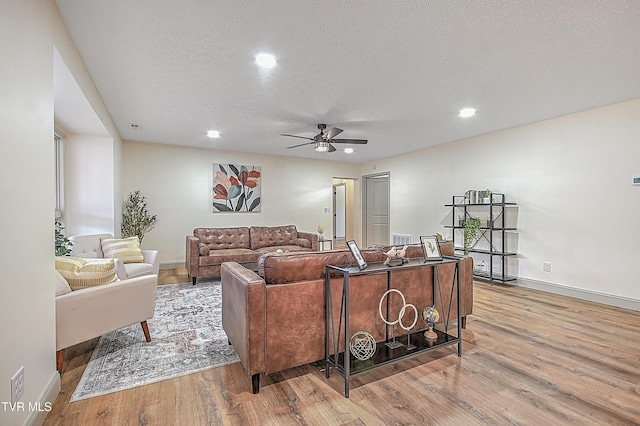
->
[44,276,640,425]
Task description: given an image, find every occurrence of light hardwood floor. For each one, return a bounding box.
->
[44,270,640,425]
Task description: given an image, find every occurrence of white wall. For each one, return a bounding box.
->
[65,134,115,235]
[0,2,123,424]
[122,141,362,264]
[0,2,58,425]
[52,1,124,239]
[361,98,640,305]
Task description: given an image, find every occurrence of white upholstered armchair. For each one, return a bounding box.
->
[55,270,157,373]
[69,233,160,280]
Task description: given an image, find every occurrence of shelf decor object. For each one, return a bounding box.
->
[346,240,368,270]
[422,305,440,340]
[420,235,442,261]
[325,257,461,398]
[378,289,412,349]
[349,331,376,361]
[446,192,518,284]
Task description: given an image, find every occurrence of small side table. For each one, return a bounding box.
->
[319,240,333,251]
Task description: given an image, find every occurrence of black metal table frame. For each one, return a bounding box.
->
[324,256,461,398]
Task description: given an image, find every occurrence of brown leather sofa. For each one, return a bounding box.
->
[186,225,318,284]
[221,241,473,393]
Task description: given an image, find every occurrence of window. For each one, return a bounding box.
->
[54,130,65,218]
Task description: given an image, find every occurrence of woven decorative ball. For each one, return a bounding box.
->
[349,331,376,361]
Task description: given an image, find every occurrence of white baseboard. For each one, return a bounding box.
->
[516,278,640,312]
[25,371,60,426]
[160,261,186,270]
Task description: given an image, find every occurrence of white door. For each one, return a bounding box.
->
[363,174,389,247]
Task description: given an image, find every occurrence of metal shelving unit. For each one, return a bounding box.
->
[446,193,518,283]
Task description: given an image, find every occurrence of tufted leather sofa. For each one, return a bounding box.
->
[220,240,473,394]
[186,225,318,284]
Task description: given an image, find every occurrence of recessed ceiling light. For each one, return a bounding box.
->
[207,130,220,138]
[344,148,354,154]
[459,108,476,118]
[255,53,277,69]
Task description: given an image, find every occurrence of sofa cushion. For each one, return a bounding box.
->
[253,245,311,255]
[102,236,144,263]
[194,227,251,250]
[258,249,386,284]
[250,225,298,250]
[55,257,118,291]
[54,269,72,296]
[199,248,259,266]
[375,240,455,259]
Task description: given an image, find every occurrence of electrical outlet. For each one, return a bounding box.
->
[11,366,24,404]
[543,262,552,273]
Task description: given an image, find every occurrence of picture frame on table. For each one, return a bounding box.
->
[346,240,368,270]
[420,235,442,262]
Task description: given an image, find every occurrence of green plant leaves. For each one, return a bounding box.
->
[121,190,157,243]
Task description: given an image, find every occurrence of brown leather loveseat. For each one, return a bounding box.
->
[221,241,473,393]
[186,224,318,284]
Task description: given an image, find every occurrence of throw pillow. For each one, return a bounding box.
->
[55,257,118,291]
[54,269,72,296]
[101,236,144,264]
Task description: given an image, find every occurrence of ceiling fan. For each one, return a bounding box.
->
[281,123,368,152]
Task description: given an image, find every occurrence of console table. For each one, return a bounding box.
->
[324,256,461,397]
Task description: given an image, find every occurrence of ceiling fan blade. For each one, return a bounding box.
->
[281,133,314,140]
[286,142,314,149]
[330,138,368,144]
[328,143,337,153]
[324,127,343,139]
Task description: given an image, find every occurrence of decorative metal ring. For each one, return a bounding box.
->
[378,288,417,330]
[378,289,406,325]
[398,303,418,331]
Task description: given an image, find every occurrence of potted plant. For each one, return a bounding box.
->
[463,217,481,254]
[317,224,325,241]
[55,220,73,256]
[121,191,158,243]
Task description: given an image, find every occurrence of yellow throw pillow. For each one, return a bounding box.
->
[55,257,118,291]
[101,236,144,264]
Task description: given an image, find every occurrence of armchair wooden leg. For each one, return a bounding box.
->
[461,316,467,329]
[141,321,151,342]
[56,349,64,373]
[192,276,197,285]
[251,373,260,394]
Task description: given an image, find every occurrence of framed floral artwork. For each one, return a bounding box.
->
[212,164,261,212]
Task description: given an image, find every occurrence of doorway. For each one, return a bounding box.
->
[362,173,390,247]
[333,183,346,247]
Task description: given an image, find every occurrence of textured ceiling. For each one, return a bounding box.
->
[55,0,640,163]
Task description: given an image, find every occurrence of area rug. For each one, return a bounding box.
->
[70,279,239,402]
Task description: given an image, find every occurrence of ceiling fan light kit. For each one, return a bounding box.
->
[282,123,368,153]
[314,141,330,152]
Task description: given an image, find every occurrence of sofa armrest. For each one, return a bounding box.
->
[221,262,266,377]
[297,231,318,251]
[55,274,158,351]
[186,236,201,278]
[142,250,160,276]
[113,258,128,280]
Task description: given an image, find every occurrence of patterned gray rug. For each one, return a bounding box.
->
[70,279,239,402]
